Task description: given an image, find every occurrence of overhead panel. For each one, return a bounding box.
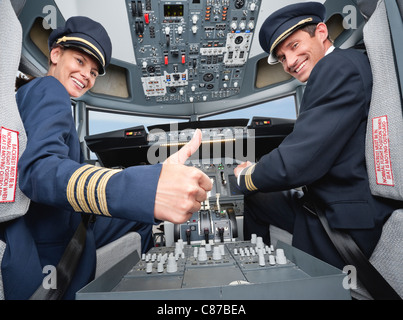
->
[126,0,261,104]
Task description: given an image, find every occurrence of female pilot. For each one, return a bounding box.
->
[3,16,211,300]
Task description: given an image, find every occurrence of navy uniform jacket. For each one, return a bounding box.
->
[1,76,161,299]
[239,48,401,266]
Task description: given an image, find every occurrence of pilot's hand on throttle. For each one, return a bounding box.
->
[234,161,253,178]
[154,129,213,224]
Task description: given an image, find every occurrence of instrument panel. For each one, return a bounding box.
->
[84,117,294,168]
[126,0,261,103]
[76,239,350,300]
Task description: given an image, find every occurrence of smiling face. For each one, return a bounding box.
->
[47,46,99,98]
[275,23,331,83]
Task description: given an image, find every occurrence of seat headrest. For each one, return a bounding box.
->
[364,0,403,201]
[0,0,30,221]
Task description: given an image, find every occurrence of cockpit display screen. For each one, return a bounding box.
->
[164,4,184,17]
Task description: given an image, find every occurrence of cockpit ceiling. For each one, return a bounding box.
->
[18,0,364,116]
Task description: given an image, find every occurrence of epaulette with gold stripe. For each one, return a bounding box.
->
[67,164,121,216]
[244,164,258,192]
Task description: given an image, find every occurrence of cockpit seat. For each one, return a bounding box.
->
[0,0,30,300]
[353,0,403,299]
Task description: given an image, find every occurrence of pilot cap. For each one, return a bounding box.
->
[259,2,326,64]
[48,16,112,75]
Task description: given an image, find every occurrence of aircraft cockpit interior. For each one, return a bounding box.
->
[1,0,402,304]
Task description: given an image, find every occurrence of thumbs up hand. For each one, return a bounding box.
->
[154,129,213,224]
[164,128,202,165]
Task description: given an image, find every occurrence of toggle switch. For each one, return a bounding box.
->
[218,227,224,242]
[204,227,209,244]
[186,228,191,245]
[144,13,150,24]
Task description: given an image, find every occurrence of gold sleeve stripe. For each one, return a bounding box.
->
[87,168,110,215]
[243,167,249,190]
[97,169,121,217]
[76,166,101,214]
[249,173,258,191]
[67,164,93,212]
[245,164,258,192]
[248,165,258,191]
[245,166,253,191]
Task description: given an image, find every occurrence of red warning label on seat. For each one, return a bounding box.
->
[372,116,394,186]
[0,127,19,202]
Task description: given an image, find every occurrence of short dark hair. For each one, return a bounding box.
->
[300,23,333,42]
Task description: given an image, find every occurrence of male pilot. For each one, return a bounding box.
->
[234,2,402,270]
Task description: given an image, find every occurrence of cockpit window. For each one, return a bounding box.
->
[88,110,188,135]
[200,95,297,124]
